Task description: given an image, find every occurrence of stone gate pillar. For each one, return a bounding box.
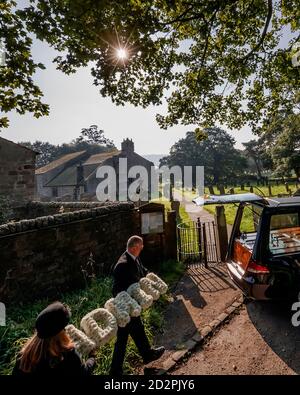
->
[214,205,228,262]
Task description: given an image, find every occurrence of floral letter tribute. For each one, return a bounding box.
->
[66,273,168,355]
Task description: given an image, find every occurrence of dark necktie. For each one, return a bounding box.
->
[136,257,144,277]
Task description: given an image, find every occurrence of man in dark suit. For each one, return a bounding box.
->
[110,235,165,375]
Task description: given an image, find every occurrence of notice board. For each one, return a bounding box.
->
[141,212,164,234]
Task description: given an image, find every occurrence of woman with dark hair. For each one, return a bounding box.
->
[12,302,96,376]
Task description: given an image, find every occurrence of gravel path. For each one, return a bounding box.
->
[173,301,300,375]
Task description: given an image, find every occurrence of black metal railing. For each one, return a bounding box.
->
[177,218,219,265]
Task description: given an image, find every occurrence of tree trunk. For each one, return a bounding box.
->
[294,167,300,180]
[254,158,262,179]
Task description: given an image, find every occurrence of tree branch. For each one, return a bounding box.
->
[240,0,273,62]
[161,5,196,26]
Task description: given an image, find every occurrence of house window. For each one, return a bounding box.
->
[52,187,58,197]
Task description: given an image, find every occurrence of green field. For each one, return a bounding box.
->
[151,197,191,224]
[177,183,298,227]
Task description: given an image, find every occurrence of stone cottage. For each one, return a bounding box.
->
[36,139,154,202]
[35,150,88,200]
[0,137,37,205]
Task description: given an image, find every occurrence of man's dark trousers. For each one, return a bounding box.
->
[110,316,151,375]
[110,251,152,375]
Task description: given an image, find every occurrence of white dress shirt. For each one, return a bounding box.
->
[126,250,138,261]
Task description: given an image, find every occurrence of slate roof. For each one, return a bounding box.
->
[44,150,119,187]
[44,165,80,187]
[36,151,86,175]
[83,150,120,165]
[40,148,154,188]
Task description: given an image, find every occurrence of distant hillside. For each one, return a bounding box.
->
[142,154,166,167]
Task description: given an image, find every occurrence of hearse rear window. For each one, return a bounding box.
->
[269,212,300,255]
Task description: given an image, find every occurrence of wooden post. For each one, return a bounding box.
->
[268,185,272,197]
[214,205,228,262]
[219,185,225,195]
[170,185,174,202]
[171,200,180,220]
[165,211,178,260]
[208,185,215,195]
[249,186,253,193]
[285,182,289,192]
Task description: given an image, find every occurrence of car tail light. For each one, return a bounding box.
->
[247,259,270,274]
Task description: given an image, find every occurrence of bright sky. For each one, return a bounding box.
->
[1,4,257,155]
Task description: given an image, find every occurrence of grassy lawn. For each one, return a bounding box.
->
[175,183,298,226]
[151,197,191,224]
[0,260,185,375]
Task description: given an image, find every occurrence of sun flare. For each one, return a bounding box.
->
[116,48,128,60]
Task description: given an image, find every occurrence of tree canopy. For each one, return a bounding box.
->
[259,111,300,177]
[1,0,299,133]
[242,139,272,179]
[20,124,115,167]
[160,128,247,184]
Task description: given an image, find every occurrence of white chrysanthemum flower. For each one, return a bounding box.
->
[80,308,118,347]
[139,277,160,300]
[65,324,96,356]
[63,274,167,353]
[146,272,168,294]
[127,283,153,310]
[104,292,142,326]
[104,298,130,327]
[119,291,141,317]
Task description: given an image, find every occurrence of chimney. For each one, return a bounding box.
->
[121,138,134,153]
[76,162,84,185]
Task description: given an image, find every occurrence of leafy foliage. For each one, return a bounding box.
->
[259,111,300,177]
[242,139,272,178]
[19,125,115,168]
[160,128,247,183]
[1,1,299,133]
[0,0,49,129]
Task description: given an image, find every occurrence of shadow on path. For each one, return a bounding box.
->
[247,300,300,374]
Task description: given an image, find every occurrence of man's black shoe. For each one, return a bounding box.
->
[143,346,165,364]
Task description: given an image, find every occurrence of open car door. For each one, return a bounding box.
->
[193,192,267,279]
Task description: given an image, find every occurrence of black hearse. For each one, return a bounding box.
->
[193,193,300,300]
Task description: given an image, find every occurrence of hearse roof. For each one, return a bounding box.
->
[264,196,300,207]
[193,193,300,207]
[192,193,265,206]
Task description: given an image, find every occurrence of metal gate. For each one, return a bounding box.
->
[177,218,220,265]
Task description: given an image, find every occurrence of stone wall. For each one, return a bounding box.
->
[12,201,114,220]
[0,202,136,303]
[0,137,36,205]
